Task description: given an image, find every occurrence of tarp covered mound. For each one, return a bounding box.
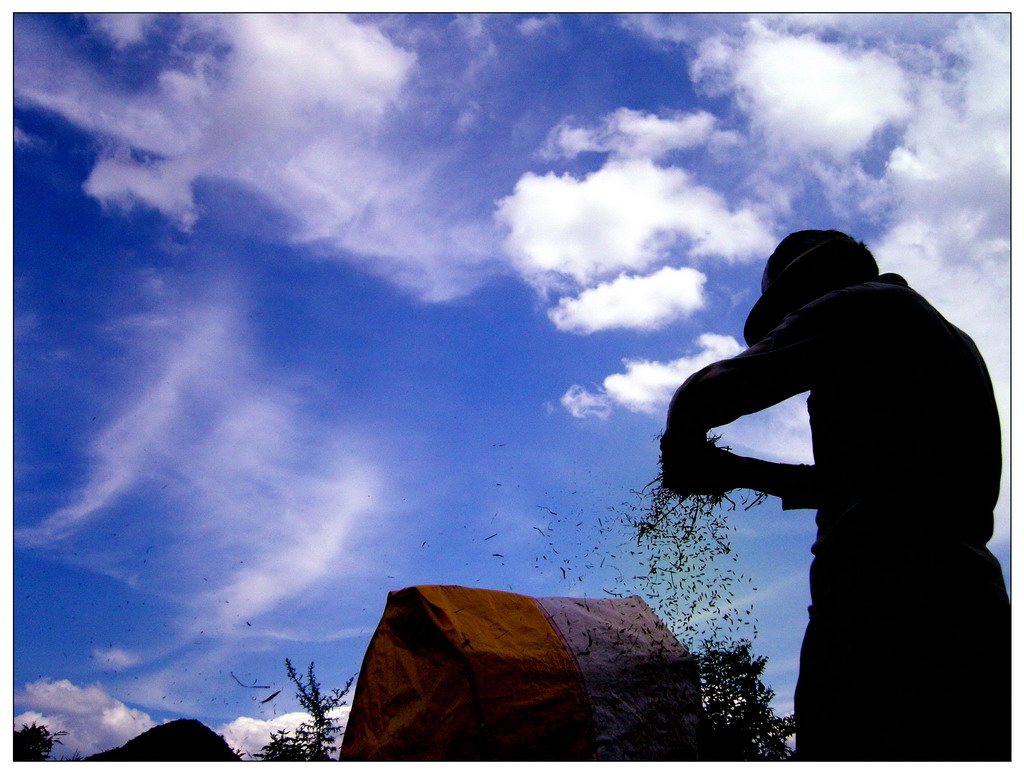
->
[339,585,699,761]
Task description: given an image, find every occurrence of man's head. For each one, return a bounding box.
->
[743,230,878,345]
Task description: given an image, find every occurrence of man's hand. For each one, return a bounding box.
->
[660,432,745,497]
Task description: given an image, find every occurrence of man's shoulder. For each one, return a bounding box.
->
[777,273,933,339]
[816,273,924,310]
[843,272,912,296]
[818,273,971,344]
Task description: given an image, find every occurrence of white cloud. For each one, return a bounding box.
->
[563,335,814,469]
[85,152,202,230]
[619,13,742,46]
[648,17,1007,544]
[869,15,1010,545]
[764,13,964,44]
[14,124,45,150]
[564,333,744,418]
[518,15,560,37]
[496,158,775,290]
[91,647,142,671]
[15,19,213,159]
[13,674,355,760]
[15,14,499,302]
[692,20,912,158]
[191,460,381,630]
[15,301,237,547]
[549,266,706,334]
[87,13,158,49]
[217,707,350,760]
[15,678,157,758]
[561,384,612,419]
[83,12,417,232]
[226,14,413,120]
[880,19,1008,265]
[604,333,745,414]
[724,393,814,465]
[15,282,385,631]
[542,108,729,161]
[217,711,308,759]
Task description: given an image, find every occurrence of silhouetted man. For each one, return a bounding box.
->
[661,230,1009,761]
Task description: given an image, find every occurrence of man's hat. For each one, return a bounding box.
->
[743,230,878,346]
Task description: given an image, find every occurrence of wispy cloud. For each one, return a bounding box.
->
[91,647,142,672]
[541,107,735,161]
[16,276,386,633]
[189,460,381,632]
[517,14,560,38]
[14,14,499,301]
[16,301,237,547]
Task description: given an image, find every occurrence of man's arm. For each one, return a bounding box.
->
[662,294,839,507]
[729,453,820,510]
[660,438,821,510]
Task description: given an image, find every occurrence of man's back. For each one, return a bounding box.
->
[775,275,1006,609]
[663,230,1009,759]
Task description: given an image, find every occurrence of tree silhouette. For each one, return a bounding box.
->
[14,721,66,761]
[257,659,353,761]
[694,639,795,761]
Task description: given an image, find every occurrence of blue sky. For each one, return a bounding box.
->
[12,13,1010,758]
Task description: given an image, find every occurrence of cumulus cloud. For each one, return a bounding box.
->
[562,332,815,466]
[217,707,351,759]
[218,711,308,759]
[625,17,1008,527]
[560,384,612,420]
[491,62,772,338]
[604,333,745,414]
[14,675,352,760]
[549,266,706,334]
[14,678,157,757]
[869,16,1009,543]
[542,108,733,161]
[538,17,1005,505]
[564,333,744,417]
[875,17,1009,272]
[692,19,912,158]
[497,158,775,290]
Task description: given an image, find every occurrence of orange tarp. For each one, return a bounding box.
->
[339,585,594,760]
